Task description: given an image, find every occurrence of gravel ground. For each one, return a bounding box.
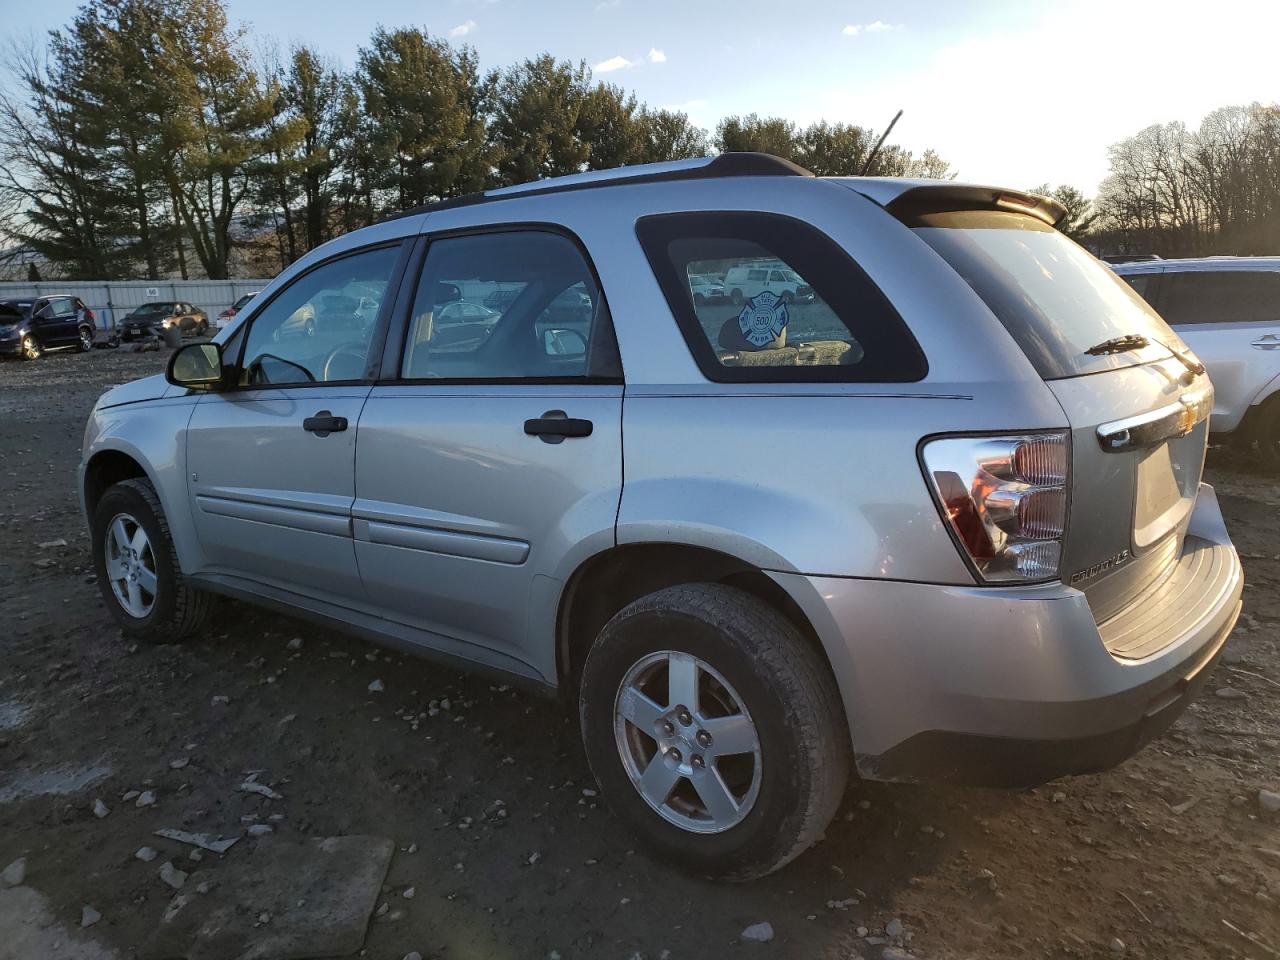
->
[1,347,1278,960]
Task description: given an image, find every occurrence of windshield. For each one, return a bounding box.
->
[133,303,171,316]
[912,210,1180,379]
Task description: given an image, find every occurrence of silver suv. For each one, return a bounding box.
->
[79,154,1243,880]
[1112,257,1280,467]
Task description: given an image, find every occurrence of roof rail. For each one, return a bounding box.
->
[382,153,813,222]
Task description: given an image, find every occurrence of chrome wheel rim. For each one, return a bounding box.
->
[80,328,93,350]
[104,513,157,618]
[614,650,762,834]
[21,335,39,359]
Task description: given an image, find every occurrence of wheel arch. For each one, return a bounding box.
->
[83,447,153,519]
[555,542,838,703]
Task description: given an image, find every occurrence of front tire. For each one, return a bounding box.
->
[20,334,40,360]
[91,478,213,642]
[580,583,849,881]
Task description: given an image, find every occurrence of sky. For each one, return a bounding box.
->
[3,0,1278,194]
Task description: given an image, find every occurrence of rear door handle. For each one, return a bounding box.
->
[303,410,348,437]
[1251,335,1280,350]
[524,410,593,444]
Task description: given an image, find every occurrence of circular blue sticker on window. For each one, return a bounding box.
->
[738,291,789,347]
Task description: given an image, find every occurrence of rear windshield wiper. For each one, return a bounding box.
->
[1085,333,1149,355]
[1084,332,1206,377]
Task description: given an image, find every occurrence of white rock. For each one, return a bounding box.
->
[287,637,304,650]
[238,780,284,800]
[1215,687,1248,700]
[81,905,101,928]
[1110,937,1126,954]
[369,679,385,693]
[159,862,188,890]
[402,886,416,899]
[404,954,424,960]
[211,695,230,705]
[169,757,189,770]
[135,847,159,862]
[1,858,26,887]
[1260,789,1280,813]
[92,798,110,819]
[136,790,156,808]
[741,922,774,942]
[247,824,273,837]
[886,917,905,938]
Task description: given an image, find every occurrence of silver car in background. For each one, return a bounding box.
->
[1113,257,1280,467]
[79,154,1242,880]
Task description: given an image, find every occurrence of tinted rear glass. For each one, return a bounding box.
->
[912,210,1178,379]
[1158,270,1280,325]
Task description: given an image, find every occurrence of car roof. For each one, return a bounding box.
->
[383,153,1069,229]
[1113,256,1280,275]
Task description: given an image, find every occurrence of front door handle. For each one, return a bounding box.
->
[524,410,593,444]
[1251,335,1280,350]
[303,410,348,437]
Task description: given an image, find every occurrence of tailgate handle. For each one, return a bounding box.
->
[1096,388,1212,452]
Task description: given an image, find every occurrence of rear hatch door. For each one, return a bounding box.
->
[902,200,1211,630]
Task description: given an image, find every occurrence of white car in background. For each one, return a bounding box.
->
[1114,257,1280,467]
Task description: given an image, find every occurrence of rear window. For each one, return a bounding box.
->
[1158,270,1280,325]
[637,212,926,383]
[912,210,1177,379]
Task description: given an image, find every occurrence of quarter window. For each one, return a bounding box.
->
[1159,271,1280,325]
[240,244,401,386]
[401,231,617,380]
[637,212,926,382]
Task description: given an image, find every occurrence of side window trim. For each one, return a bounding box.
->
[380,223,623,386]
[227,239,413,390]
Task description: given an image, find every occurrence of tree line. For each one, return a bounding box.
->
[1094,103,1280,256]
[0,0,954,281]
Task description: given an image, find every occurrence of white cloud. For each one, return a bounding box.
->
[843,20,895,36]
[594,55,634,73]
[648,48,667,63]
[450,19,476,38]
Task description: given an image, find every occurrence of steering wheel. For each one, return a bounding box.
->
[323,341,368,381]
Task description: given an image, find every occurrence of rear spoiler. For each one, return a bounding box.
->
[836,179,1068,229]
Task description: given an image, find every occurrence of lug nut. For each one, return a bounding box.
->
[696,730,712,748]
[691,755,704,769]
[662,721,675,736]
[677,710,693,726]
[668,748,682,762]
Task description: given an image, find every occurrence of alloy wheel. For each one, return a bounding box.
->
[79,327,94,351]
[104,513,158,618]
[613,650,762,834]
[21,335,40,360]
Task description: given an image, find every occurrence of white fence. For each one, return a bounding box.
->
[0,279,271,331]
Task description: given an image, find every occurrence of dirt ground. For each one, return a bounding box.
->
[1,347,1277,960]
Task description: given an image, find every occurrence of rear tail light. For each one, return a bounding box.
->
[83,306,96,322]
[922,432,1069,583]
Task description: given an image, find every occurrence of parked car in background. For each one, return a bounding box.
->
[689,275,726,304]
[120,302,209,341]
[0,295,95,360]
[217,292,260,329]
[1113,257,1280,467]
[81,155,1241,881]
[722,260,814,303]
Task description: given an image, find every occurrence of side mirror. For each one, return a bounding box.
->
[167,342,225,390]
[542,328,587,359]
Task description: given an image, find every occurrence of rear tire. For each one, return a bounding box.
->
[580,583,849,881]
[91,478,213,643]
[77,325,94,352]
[1257,394,1280,471]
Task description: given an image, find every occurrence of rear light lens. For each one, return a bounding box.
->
[922,432,1069,583]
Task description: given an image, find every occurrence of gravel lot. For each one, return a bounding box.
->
[1,347,1278,960]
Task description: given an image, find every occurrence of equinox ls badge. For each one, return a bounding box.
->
[1070,550,1131,585]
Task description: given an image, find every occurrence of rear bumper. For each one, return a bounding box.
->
[773,483,1243,787]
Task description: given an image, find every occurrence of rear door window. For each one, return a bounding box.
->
[636,212,926,382]
[1158,271,1280,325]
[911,209,1177,379]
